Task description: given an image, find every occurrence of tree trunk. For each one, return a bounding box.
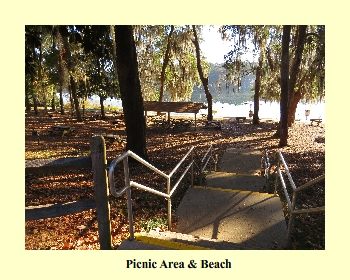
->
[114,25,148,161]
[279,25,291,147]
[38,41,48,114]
[60,29,82,122]
[99,95,105,119]
[59,84,65,114]
[51,91,56,111]
[30,70,39,115]
[58,41,65,115]
[288,90,302,126]
[69,76,82,121]
[253,90,260,124]
[253,57,263,124]
[192,25,213,121]
[25,90,31,111]
[159,25,174,103]
[287,25,307,127]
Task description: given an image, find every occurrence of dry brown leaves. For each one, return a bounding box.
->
[25,110,325,249]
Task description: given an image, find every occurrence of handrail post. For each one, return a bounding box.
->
[274,156,280,196]
[191,149,194,188]
[286,190,298,249]
[213,154,218,172]
[123,156,134,241]
[199,159,203,185]
[266,151,270,180]
[167,177,172,230]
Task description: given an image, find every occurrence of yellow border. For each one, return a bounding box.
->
[194,185,278,196]
[134,233,213,250]
[206,171,262,177]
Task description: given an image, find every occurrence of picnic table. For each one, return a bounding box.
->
[143,101,206,130]
[310,118,322,126]
[236,117,247,122]
[48,125,74,136]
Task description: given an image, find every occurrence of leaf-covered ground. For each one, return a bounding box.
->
[25,109,325,250]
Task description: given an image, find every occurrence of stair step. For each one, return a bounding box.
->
[174,186,287,249]
[117,148,287,250]
[218,148,263,174]
[205,171,267,192]
[117,230,265,250]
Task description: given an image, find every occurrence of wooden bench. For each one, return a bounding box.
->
[310,118,322,126]
[236,117,246,122]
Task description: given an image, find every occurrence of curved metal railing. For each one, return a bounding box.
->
[108,147,195,240]
[274,151,325,248]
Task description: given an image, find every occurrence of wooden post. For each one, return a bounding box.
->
[90,136,112,250]
[194,113,197,130]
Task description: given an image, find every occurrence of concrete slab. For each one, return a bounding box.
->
[175,187,287,249]
[205,172,266,192]
[219,148,262,175]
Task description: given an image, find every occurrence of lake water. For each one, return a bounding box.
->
[100,98,325,123]
[209,101,325,122]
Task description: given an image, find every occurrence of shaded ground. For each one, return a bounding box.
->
[25,109,325,250]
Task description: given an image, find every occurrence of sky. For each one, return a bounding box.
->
[200,25,255,64]
[200,25,232,64]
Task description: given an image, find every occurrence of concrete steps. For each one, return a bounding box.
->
[174,186,286,249]
[117,228,266,250]
[117,148,287,250]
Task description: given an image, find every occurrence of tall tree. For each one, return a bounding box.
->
[78,25,118,119]
[279,25,291,147]
[59,26,83,122]
[37,27,48,114]
[25,26,41,115]
[252,26,269,124]
[114,25,148,160]
[159,25,174,102]
[134,25,202,102]
[220,25,270,124]
[192,25,213,121]
[287,25,316,126]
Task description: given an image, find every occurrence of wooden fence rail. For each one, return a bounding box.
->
[25,136,112,250]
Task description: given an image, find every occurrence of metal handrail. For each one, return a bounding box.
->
[261,149,271,184]
[274,151,325,248]
[201,144,212,172]
[108,147,195,240]
[199,145,215,185]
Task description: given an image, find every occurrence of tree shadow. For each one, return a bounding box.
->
[25,199,96,221]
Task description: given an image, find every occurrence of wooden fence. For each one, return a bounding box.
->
[25,136,112,249]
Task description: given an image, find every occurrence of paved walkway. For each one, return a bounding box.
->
[118,148,287,250]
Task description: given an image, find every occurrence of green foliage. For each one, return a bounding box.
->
[25,25,120,113]
[134,25,203,102]
[220,25,325,104]
[138,217,168,232]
